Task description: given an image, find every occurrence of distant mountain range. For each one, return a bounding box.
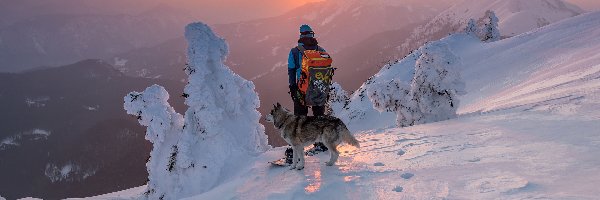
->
[0,60,185,199]
[0,4,191,73]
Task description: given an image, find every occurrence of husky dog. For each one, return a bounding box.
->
[265,103,360,170]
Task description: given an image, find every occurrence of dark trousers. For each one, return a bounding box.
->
[292,99,327,151]
[293,100,325,116]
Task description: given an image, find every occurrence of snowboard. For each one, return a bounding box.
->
[269,158,289,167]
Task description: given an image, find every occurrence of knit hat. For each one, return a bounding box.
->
[299,24,314,38]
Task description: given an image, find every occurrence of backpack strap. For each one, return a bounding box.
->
[293,46,305,70]
[296,45,306,52]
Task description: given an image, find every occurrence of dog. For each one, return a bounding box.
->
[265,103,360,170]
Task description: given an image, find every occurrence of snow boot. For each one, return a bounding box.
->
[305,142,328,156]
[285,147,294,164]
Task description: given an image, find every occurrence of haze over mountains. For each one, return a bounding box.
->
[0,60,186,199]
[0,0,596,199]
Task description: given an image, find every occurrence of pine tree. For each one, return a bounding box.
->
[410,41,466,125]
[464,18,478,37]
[367,41,465,127]
[482,10,500,42]
[325,82,349,117]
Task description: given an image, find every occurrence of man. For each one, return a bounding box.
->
[285,24,328,163]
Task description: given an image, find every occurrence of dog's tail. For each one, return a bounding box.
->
[340,124,360,148]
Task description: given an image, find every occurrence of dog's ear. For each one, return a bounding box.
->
[276,102,281,108]
[273,104,277,109]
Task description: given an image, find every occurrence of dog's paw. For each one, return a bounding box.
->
[325,161,335,166]
[296,166,304,170]
[289,166,296,170]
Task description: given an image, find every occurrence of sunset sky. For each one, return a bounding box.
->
[168,0,325,24]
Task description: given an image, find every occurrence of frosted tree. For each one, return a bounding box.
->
[464,18,478,37]
[124,85,183,145]
[124,22,269,200]
[367,79,421,127]
[482,10,500,42]
[367,41,465,127]
[325,82,349,117]
[411,41,466,124]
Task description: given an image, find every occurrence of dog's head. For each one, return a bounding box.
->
[265,103,289,125]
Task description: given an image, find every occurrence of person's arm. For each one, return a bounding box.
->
[287,49,297,86]
[288,48,301,100]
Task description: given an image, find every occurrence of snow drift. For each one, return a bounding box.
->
[123,23,269,199]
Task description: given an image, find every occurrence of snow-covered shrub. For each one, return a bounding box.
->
[367,41,465,127]
[367,79,423,127]
[325,82,349,117]
[411,41,466,125]
[124,22,269,200]
[482,10,500,42]
[464,18,478,37]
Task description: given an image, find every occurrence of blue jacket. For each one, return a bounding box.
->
[287,43,326,86]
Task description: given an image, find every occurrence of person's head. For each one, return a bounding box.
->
[299,24,315,38]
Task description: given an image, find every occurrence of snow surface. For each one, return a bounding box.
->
[399,0,583,56]
[66,186,146,200]
[83,11,600,200]
[445,0,582,37]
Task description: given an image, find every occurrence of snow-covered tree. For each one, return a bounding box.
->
[464,18,478,37]
[411,41,466,124]
[124,85,183,145]
[325,82,349,117]
[367,79,421,127]
[124,22,269,200]
[367,41,465,127]
[482,10,500,42]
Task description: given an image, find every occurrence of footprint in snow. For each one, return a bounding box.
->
[393,186,403,192]
[401,173,414,179]
[374,162,385,166]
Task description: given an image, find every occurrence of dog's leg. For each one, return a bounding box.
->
[324,142,339,166]
[296,146,305,170]
[290,145,299,170]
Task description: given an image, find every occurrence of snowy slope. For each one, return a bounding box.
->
[343,9,600,132]
[188,11,600,199]
[450,0,582,36]
[75,11,600,200]
[399,0,583,57]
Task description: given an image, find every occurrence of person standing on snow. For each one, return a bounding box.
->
[284,24,329,163]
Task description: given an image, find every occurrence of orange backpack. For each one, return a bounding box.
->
[297,45,334,106]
